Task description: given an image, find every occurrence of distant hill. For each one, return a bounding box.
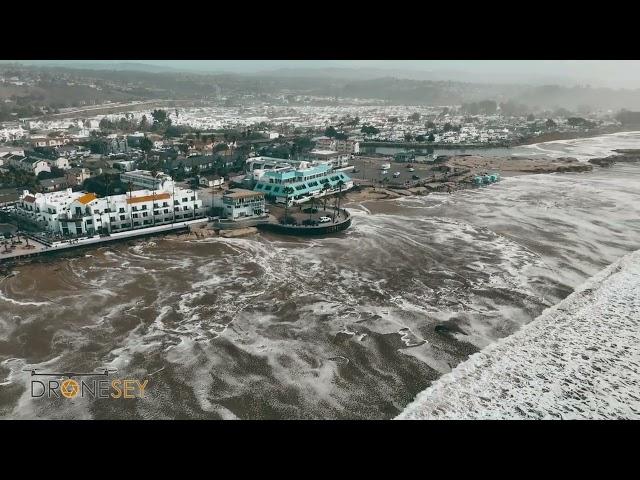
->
[3,63,640,114]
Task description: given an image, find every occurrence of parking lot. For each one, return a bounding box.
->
[349,156,440,187]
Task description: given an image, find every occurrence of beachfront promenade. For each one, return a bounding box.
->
[0,218,208,262]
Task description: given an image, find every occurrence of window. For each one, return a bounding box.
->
[143,212,148,217]
[133,213,138,219]
[120,215,126,221]
[119,207,125,213]
[190,196,195,201]
[110,217,115,222]
[182,198,187,202]
[142,205,147,210]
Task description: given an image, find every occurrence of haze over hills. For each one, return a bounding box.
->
[5,60,640,88]
[3,60,640,114]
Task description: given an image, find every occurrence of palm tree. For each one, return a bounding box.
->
[283,186,294,223]
[308,197,316,222]
[170,173,176,224]
[149,166,158,226]
[335,179,345,212]
[321,182,331,211]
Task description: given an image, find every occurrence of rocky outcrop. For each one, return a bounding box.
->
[219,227,258,238]
[589,152,640,167]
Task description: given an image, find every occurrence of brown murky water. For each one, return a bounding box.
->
[1,164,639,419]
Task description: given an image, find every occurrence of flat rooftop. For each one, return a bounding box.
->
[224,189,264,199]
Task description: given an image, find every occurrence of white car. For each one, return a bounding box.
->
[319,216,331,223]
[393,172,401,177]
[408,168,415,172]
[381,170,389,175]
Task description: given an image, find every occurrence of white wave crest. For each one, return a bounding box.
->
[397,249,640,420]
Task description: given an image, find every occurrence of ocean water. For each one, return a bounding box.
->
[1,134,639,419]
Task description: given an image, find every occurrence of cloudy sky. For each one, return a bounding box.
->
[8,60,640,89]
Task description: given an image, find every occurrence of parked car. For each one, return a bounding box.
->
[393,172,401,178]
[412,174,420,180]
[408,168,415,172]
[319,216,331,223]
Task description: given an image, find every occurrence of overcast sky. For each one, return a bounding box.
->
[8,60,640,89]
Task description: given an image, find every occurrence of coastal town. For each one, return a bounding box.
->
[0,93,626,261]
[0,63,636,261]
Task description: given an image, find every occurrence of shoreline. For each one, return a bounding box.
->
[359,127,638,151]
[512,127,638,147]
[344,154,595,204]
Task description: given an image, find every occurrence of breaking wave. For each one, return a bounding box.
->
[397,248,640,420]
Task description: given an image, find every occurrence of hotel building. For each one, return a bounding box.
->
[15,177,204,236]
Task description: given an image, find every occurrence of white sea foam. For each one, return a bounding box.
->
[397,249,640,420]
[514,131,640,160]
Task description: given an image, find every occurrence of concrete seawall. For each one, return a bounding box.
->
[0,218,208,263]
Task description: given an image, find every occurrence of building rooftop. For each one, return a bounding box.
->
[126,192,171,204]
[77,193,97,204]
[223,189,264,200]
[309,149,342,156]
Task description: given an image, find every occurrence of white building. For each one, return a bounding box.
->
[51,157,71,170]
[199,174,225,188]
[15,179,204,236]
[213,189,266,221]
[8,155,51,176]
[304,150,351,168]
[120,170,172,190]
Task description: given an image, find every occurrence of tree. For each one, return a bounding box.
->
[361,125,380,137]
[428,133,435,142]
[527,113,535,122]
[150,165,159,226]
[191,164,201,189]
[546,118,557,128]
[409,112,421,122]
[321,182,332,211]
[404,133,414,142]
[151,109,171,131]
[333,179,345,221]
[282,186,294,223]
[139,136,153,161]
[425,121,435,129]
[308,197,317,222]
[178,143,189,156]
[324,126,338,138]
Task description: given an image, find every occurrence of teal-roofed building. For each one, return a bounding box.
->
[254,162,353,205]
